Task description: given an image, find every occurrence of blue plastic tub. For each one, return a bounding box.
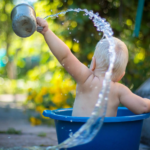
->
[43,107,150,150]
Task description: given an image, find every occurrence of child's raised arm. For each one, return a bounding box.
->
[36,17,92,84]
[117,83,150,114]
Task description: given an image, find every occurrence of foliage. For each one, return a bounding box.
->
[26,71,76,125]
[0,0,150,125]
[26,72,76,109]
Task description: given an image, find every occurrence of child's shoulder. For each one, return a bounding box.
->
[113,82,131,97]
[77,74,101,89]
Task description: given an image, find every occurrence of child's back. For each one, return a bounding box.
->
[72,74,120,117]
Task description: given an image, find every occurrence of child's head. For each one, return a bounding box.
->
[93,37,128,81]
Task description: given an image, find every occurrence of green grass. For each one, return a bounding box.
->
[38,132,47,137]
[0,128,22,135]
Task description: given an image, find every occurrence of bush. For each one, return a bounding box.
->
[26,72,76,125]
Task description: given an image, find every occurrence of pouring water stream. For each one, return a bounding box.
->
[42,8,116,150]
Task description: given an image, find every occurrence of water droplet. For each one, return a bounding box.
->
[98,100,101,104]
[105,97,108,101]
[96,103,100,107]
[68,27,69,30]
[73,38,77,41]
[50,9,53,12]
[91,33,94,36]
[69,132,73,137]
[92,112,96,115]
[69,32,71,34]
[95,12,99,16]
[70,120,72,122]
[89,15,93,19]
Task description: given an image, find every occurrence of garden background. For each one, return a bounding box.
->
[0,0,150,125]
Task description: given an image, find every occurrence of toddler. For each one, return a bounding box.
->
[37,17,150,117]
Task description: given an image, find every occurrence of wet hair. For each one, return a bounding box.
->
[93,37,128,81]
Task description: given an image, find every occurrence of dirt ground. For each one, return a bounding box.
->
[0,97,57,149]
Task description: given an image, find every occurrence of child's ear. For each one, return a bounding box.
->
[116,71,125,82]
[120,71,125,79]
[122,71,125,77]
[90,57,96,71]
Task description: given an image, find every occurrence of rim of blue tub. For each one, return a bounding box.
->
[43,107,150,123]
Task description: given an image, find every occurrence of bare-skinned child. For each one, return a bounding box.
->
[36,17,150,117]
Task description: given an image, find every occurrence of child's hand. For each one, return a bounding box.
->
[36,17,49,35]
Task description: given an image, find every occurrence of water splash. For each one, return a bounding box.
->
[43,8,116,150]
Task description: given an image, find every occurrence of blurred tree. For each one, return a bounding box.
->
[0,0,150,93]
[0,0,15,78]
